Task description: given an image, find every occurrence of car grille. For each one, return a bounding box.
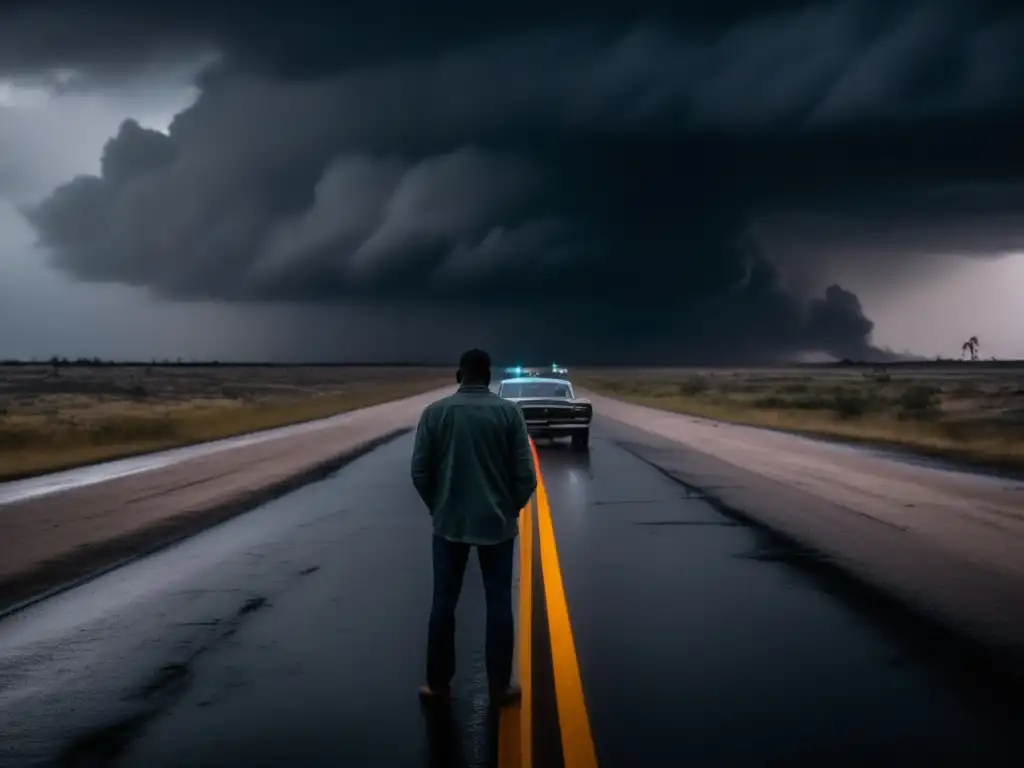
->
[520,404,592,427]
[522,405,574,420]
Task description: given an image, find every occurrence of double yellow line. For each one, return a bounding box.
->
[499,441,598,768]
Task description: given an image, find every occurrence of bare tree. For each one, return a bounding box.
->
[961,336,979,361]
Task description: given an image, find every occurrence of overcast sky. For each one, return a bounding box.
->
[1,0,1022,364]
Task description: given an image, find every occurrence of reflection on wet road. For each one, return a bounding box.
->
[1,425,1023,766]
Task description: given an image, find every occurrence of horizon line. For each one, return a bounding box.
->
[2,358,1022,367]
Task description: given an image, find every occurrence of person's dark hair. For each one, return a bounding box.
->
[458,348,491,385]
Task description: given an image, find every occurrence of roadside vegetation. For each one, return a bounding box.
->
[577,364,1024,472]
[0,364,449,480]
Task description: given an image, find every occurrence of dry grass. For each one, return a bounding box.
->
[576,364,1024,471]
[0,365,449,480]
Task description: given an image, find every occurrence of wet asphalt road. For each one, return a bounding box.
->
[1,424,1023,767]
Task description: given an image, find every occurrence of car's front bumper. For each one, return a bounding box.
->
[524,421,590,437]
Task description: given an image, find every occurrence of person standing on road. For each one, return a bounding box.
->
[411,348,537,706]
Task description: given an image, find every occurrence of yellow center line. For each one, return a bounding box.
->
[531,441,599,768]
[519,494,534,766]
[499,494,533,768]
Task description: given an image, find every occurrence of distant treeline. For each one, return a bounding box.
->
[0,357,444,368]
[2,356,1020,369]
[825,357,1023,368]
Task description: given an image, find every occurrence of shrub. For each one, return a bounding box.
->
[896,384,942,420]
[832,388,868,419]
[0,427,32,449]
[899,384,940,411]
[790,394,832,410]
[951,382,981,397]
[864,367,891,384]
[677,376,711,396]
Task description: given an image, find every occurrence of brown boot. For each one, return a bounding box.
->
[490,683,522,707]
[419,684,451,700]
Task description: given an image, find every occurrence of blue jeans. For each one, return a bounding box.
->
[426,535,516,691]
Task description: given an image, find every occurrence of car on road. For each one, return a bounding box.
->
[498,375,592,449]
[548,364,569,379]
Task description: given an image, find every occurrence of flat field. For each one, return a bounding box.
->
[577,363,1024,472]
[0,364,449,480]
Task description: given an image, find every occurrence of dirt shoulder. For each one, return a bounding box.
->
[587,389,1024,680]
[0,387,449,616]
[0,364,450,480]
[577,365,1024,473]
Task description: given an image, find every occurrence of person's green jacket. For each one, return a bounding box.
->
[411,384,537,544]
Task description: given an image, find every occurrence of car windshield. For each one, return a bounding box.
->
[500,381,571,398]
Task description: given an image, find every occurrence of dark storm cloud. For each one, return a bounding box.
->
[0,2,841,76]
[13,0,1024,362]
